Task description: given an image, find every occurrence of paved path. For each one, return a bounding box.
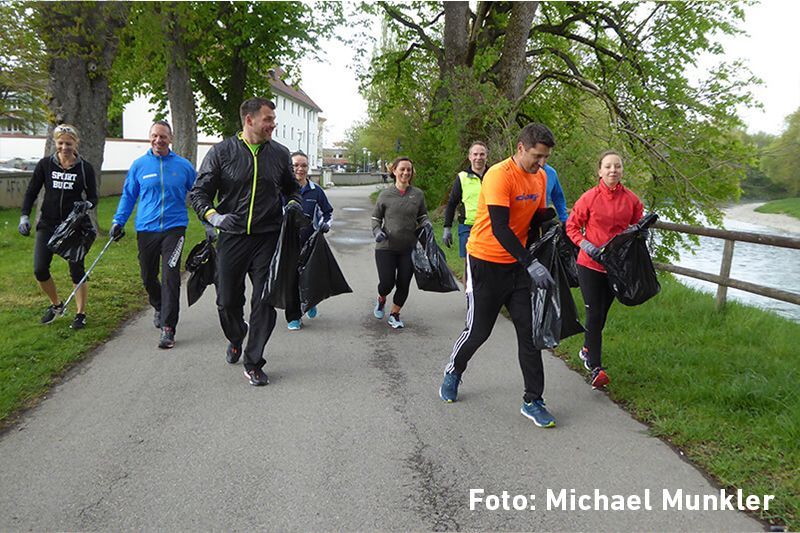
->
[0,185,763,531]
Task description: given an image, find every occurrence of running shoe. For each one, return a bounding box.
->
[226,342,242,364]
[520,399,556,428]
[71,313,87,330]
[244,368,269,386]
[158,327,175,349]
[387,313,404,329]
[153,309,161,329]
[591,367,610,389]
[287,319,302,331]
[439,372,461,402]
[41,302,63,325]
[373,296,386,319]
[306,306,318,318]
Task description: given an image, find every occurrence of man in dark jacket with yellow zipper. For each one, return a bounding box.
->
[190,97,302,387]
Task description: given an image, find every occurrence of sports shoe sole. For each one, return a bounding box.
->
[520,407,556,428]
[591,370,610,389]
[158,340,175,349]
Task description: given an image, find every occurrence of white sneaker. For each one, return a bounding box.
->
[387,313,404,329]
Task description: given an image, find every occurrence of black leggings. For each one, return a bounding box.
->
[375,249,413,308]
[577,265,615,369]
[34,226,86,284]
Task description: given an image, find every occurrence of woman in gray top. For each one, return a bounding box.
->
[370,157,431,329]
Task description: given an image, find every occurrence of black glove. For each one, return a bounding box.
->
[320,221,331,233]
[526,258,555,290]
[640,227,650,240]
[208,212,237,232]
[442,227,453,248]
[18,215,31,236]
[204,223,217,242]
[109,223,125,241]
[422,219,433,231]
[531,207,557,227]
[373,227,387,243]
[580,240,601,260]
[73,200,93,212]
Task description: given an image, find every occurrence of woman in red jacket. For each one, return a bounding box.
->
[566,151,643,388]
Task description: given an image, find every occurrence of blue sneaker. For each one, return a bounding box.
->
[287,319,302,331]
[373,296,386,319]
[521,399,556,428]
[306,306,318,318]
[439,372,461,402]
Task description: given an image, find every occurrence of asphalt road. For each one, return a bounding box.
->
[0,185,764,531]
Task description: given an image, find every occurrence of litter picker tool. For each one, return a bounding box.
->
[61,234,116,316]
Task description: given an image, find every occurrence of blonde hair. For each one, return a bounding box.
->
[53,124,80,143]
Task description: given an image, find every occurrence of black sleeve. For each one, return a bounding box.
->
[443,178,462,228]
[279,151,301,204]
[83,162,99,207]
[488,205,528,264]
[21,159,46,216]
[191,146,221,221]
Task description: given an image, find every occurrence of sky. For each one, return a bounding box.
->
[299,1,800,146]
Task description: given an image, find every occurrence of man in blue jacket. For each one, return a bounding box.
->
[544,163,568,223]
[110,120,198,349]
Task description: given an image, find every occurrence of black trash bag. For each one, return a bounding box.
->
[185,238,217,307]
[558,225,580,288]
[597,212,660,306]
[265,208,311,309]
[527,224,585,349]
[47,202,97,262]
[412,225,459,293]
[297,228,353,314]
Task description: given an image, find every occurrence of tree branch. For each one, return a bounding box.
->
[378,2,443,64]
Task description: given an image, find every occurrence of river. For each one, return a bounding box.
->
[668,208,800,322]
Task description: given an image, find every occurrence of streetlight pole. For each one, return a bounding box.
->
[362,147,367,173]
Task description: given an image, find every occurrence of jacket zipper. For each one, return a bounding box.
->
[159,156,165,231]
[247,147,258,235]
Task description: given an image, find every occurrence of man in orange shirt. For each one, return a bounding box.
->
[439,123,558,428]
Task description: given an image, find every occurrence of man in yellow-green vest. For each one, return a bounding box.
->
[443,141,488,259]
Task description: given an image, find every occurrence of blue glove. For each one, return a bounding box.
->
[18,215,31,236]
[109,223,125,241]
[526,258,555,290]
[580,240,601,260]
[208,212,237,232]
[442,227,453,248]
[373,227,387,243]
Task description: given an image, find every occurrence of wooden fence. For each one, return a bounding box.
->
[651,221,800,311]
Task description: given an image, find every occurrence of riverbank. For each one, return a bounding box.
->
[724,201,800,234]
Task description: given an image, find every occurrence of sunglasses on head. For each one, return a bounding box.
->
[54,125,77,135]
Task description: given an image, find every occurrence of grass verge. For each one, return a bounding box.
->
[0,199,206,428]
[755,197,800,220]
[432,212,798,530]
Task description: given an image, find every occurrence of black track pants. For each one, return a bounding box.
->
[445,255,545,403]
[577,264,615,369]
[375,249,414,308]
[136,228,185,329]
[216,231,279,371]
[34,225,86,283]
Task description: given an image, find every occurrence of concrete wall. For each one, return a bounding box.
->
[327,172,385,186]
[1,171,128,209]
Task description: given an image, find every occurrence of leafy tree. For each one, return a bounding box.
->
[29,1,130,185]
[0,1,46,134]
[358,1,760,251]
[761,109,800,196]
[111,1,344,164]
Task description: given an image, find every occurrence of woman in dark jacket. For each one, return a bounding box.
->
[370,156,431,329]
[19,124,98,329]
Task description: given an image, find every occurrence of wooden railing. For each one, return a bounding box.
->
[652,221,800,311]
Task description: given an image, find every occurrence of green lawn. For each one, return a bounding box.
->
[755,197,800,220]
[433,210,798,529]
[0,198,206,427]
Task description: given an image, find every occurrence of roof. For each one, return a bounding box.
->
[268,67,323,113]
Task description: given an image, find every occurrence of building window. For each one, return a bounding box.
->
[291,127,294,140]
[282,98,286,111]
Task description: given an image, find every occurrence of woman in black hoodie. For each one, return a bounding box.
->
[19,124,98,328]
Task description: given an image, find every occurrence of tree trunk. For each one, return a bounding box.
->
[162,8,197,167]
[496,1,538,101]
[430,2,471,123]
[35,2,130,231]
